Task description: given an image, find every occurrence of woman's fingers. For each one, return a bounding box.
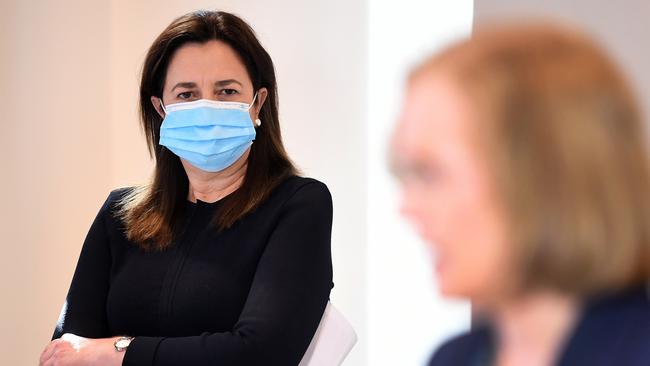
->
[39,339,70,365]
[39,339,59,364]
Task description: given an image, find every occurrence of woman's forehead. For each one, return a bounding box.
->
[165,40,251,87]
[391,74,489,172]
[401,76,473,138]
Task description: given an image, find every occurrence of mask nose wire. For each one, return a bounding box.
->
[160,92,257,114]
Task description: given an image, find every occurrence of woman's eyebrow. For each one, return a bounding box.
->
[170,79,242,91]
[171,82,197,91]
[215,79,243,87]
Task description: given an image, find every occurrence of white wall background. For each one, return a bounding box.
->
[0,1,475,365]
[1,2,113,366]
[473,0,650,125]
[366,1,473,365]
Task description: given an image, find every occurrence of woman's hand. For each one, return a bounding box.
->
[39,333,125,366]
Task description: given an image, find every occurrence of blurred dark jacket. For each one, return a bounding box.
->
[429,285,650,366]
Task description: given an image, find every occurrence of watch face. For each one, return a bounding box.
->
[116,339,130,348]
[115,337,132,350]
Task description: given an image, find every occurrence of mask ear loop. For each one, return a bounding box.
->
[248,91,262,127]
[247,91,258,111]
[159,98,167,115]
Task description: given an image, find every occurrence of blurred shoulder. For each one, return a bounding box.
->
[428,327,493,366]
[560,284,650,365]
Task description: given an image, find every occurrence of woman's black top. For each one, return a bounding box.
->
[51,176,334,366]
[428,285,650,366]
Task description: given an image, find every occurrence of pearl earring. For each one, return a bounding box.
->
[255,118,262,127]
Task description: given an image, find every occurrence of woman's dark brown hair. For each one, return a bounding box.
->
[119,10,296,250]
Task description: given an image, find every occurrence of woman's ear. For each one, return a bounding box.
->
[151,96,166,118]
[254,87,268,119]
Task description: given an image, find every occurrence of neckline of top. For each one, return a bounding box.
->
[185,197,223,209]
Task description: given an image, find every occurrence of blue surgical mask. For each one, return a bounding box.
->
[159,93,258,172]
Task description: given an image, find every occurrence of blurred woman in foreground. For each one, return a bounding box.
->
[392,23,650,366]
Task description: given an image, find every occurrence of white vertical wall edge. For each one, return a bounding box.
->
[366,1,474,365]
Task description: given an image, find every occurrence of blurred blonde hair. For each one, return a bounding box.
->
[412,23,650,297]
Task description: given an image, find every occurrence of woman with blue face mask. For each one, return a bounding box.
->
[39,10,334,366]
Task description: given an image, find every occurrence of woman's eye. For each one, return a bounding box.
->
[177,91,193,99]
[402,164,442,185]
[220,89,239,96]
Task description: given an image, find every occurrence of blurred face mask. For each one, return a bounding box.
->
[159,93,258,173]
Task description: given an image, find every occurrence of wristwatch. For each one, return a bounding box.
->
[114,336,134,352]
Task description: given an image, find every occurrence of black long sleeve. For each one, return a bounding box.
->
[52,191,113,339]
[52,176,334,366]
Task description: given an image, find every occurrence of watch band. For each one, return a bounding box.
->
[114,336,134,352]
